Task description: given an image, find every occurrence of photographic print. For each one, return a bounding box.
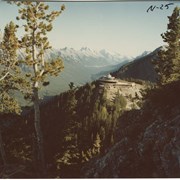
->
[0,0,179,178]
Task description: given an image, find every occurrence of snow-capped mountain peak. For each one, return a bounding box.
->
[54,47,133,67]
[80,47,91,51]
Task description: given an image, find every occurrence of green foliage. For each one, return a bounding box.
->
[0,93,21,114]
[15,2,65,92]
[81,133,101,162]
[50,82,128,166]
[57,89,79,166]
[14,1,65,175]
[143,80,180,107]
[1,79,129,177]
[0,21,23,168]
[1,5,179,178]
[69,82,75,90]
[92,133,101,154]
[155,7,180,84]
[0,21,21,114]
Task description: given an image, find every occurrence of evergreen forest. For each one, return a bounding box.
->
[0,2,179,178]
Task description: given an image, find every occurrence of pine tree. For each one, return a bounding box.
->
[92,133,101,155]
[171,7,180,81]
[69,82,75,90]
[0,22,21,166]
[59,89,79,166]
[155,7,180,84]
[15,2,65,175]
[99,126,106,143]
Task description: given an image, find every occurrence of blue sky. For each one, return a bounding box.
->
[0,1,179,56]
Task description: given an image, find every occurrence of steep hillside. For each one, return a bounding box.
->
[81,80,180,178]
[1,80,129,177]
[112,47,161,82]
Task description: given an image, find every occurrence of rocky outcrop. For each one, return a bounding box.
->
[81,81,180,178]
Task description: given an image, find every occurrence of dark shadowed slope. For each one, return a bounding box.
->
[112,47,161,82]
[82,80,180,178]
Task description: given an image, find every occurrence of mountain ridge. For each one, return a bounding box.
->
[16,47,133,105]
[111,47,161,83]
[46,47,133,67]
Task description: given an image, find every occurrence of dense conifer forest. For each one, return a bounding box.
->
[0,2,179,178]
[0,81,127,177]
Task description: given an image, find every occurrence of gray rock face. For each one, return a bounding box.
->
[82,82,180,178]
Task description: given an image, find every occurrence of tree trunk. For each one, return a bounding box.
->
[33,87,46,176]
[0,129,7,166]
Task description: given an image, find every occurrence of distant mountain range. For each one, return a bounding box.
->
[111,47,161,82]
[8,45,161,105]
[17,47,133,104]
[46,47,133,67]
[44,47,133,95]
